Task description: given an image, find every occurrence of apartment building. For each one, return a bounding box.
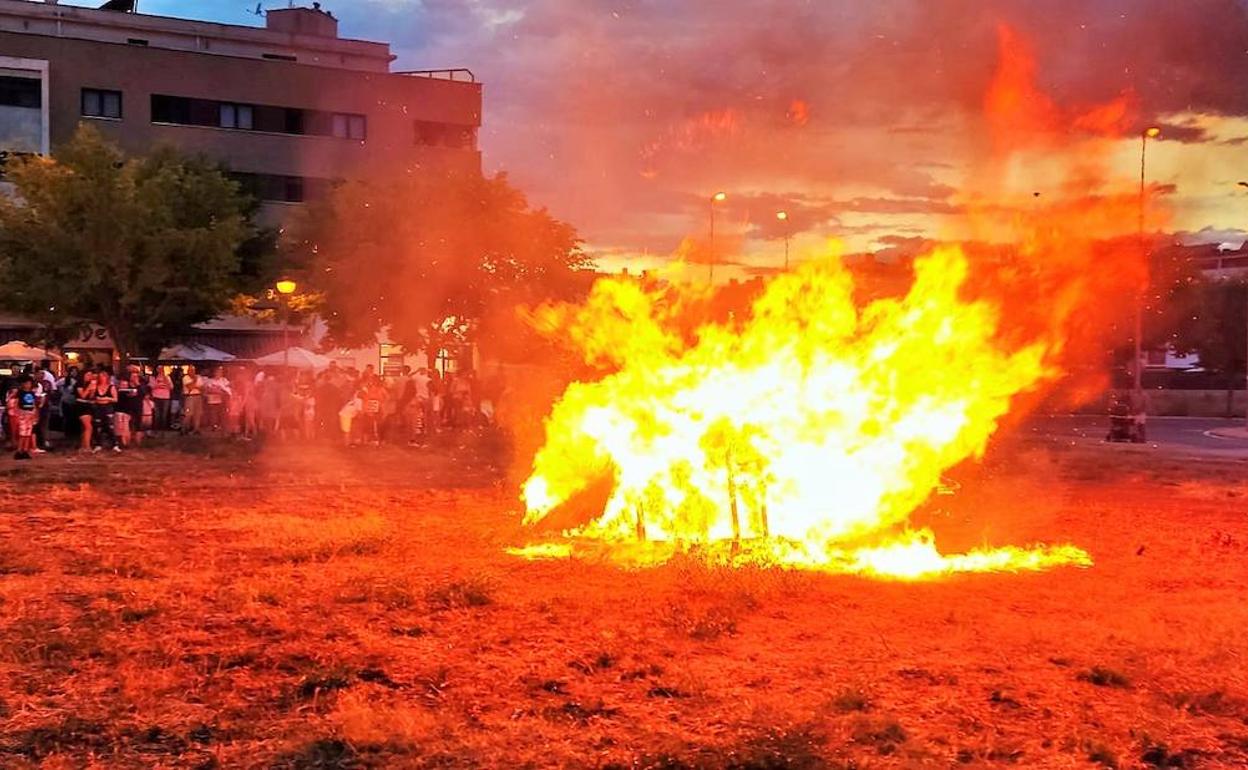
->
[0,0,482,209]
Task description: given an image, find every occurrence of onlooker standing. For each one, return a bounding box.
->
[359,375,387,446]
[91,369,121,453]
[315,371,342,439]
[11,376,39,460]
[33,360,56,451]
[242,368,260,440]
[295,373,317,440]
[170,365,185,430]
[58,367,80,443]
[338,388,362,447]
[408,367,433,443]
[202,366,232,434]
[227,370,248,436]
[259,372,284,436]
[4,377,19,452]
[181,366,203,435]
[114,368,137,448]
[121,368,147,447]
[150,369,172,432]
[76,371,97,451]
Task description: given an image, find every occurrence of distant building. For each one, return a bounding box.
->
[0,0,481,212]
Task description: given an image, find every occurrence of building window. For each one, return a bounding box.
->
[219,103,254,130]
[0,76,41,109]
[152,94,365,140]
[230,172,311,204]
[332,113,366,140]
[81,89,122,119]
[414,120,476,149]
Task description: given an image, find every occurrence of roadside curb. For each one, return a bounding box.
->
[1207,427,1248,441]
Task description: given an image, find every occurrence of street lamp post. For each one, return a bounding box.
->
[776,210,790,271]
[709,191,727,283]
[1134,127,1160,428]
[1237,181,1248,428]
[276,279,297,370]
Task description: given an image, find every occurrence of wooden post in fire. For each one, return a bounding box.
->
[726,448,741,554]
[634,502,646,542]
[758,481,770,539]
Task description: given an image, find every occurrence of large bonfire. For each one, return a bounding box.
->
[512,26,1148,579]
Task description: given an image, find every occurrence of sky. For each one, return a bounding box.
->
[64,0,1248,276]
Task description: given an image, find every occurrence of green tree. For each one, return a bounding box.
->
[0,125,256,361]
[1174,277,1248,379]
[287,171,592,362]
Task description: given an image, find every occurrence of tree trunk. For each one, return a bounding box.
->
[107,323,138,371]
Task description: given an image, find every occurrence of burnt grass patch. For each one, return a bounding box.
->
[850,716,908,756]
[271,738,373,770]
[662,601,741,640]
[1077,666,1132,689]
[424,574,496,611]
[4,716,110,760]
[612,725,828,770]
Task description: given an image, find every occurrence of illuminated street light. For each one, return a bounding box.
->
[776,210,791,271]
[276,279,297,295]
[709,192,727,283]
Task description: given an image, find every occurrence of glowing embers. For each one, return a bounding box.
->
[512,247,1091,580]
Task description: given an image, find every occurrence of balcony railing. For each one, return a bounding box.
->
[394,68,476,83]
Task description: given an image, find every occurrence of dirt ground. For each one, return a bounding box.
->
[0,432,1246,769]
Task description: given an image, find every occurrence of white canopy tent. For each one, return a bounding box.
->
[253,346,331,371]
[0,341,61,361]
[156,343,236,363]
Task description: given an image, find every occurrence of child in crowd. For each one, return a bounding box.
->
[11,377,39,460]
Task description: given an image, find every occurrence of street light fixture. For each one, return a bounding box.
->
[276,279,297,369]
[1132,126,1161,433]
[776,210,790,271]
[709,191,727,283]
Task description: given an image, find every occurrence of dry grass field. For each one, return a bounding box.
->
[0,433,1245,769]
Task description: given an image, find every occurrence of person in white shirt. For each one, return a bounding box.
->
[33,360,57,451]
[202,366,233,433]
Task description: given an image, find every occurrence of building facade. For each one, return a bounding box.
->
[0,0,483,364]
[0,0,482,211]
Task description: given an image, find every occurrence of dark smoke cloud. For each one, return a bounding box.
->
[124,1,1248,258]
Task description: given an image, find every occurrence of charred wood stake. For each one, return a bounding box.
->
[726,450,741,552]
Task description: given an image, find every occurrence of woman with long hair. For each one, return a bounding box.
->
[76,370,97,451]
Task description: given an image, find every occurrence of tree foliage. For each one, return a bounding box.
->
[1172,277,1248,377]
[0,126,256,360]
[288,171,592,359]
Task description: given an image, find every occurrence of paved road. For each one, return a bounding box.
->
[1024,414,1248,458]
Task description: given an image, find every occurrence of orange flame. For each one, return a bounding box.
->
[512,244,1089,579]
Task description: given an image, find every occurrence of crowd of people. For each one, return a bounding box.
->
[1,359,495,460]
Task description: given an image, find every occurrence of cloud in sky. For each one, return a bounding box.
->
[70,1,1248,270]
